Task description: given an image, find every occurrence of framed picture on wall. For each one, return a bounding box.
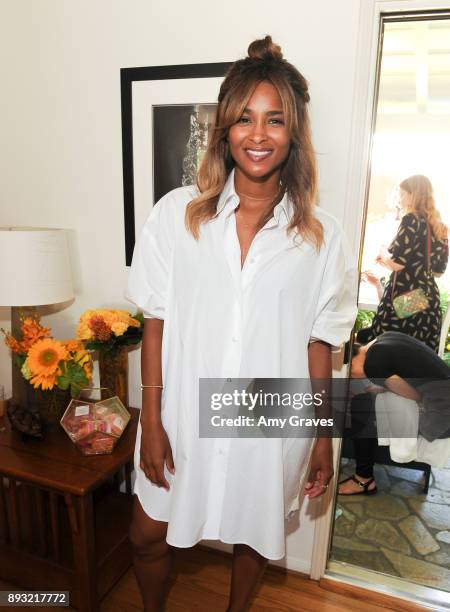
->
[120,63,232,266]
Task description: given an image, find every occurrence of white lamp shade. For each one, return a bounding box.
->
[0,227,74,306]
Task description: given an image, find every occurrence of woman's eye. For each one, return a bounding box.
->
[236,116,284,125]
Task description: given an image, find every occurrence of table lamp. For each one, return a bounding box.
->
[0,227,74,406]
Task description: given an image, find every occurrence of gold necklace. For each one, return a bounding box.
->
[235,186,283,229]
[236,189,280,201]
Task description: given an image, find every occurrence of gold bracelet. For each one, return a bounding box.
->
[140,384,163,390]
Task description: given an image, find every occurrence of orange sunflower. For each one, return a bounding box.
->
[29,371,58,390]
[27,338,68,377]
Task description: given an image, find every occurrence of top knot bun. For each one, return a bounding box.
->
[247,36,283,62]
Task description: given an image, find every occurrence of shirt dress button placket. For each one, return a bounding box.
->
[205,234,247,536]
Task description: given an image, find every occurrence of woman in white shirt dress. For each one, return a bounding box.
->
[126,36,357,611]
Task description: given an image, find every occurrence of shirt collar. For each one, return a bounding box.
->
[216,168,293,226]
[216,169,239,217]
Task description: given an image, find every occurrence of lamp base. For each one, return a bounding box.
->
[11,305,38,408]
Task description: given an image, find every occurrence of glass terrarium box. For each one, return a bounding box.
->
[60,396,130,455]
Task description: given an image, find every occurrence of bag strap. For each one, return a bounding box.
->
[392,271,397,298]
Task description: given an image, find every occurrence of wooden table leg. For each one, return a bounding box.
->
[34,487,47,557]
[8,479,20,548]
[21,484,33,552]
[49,491,60,561]
[0,478,8,544]
[66,493,97,612]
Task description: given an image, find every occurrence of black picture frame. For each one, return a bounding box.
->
[120,63,232,266]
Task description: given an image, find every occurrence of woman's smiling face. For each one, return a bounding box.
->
[227,81,291,182]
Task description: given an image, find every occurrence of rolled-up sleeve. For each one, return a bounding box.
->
[125,195,174,320]
[310,224,358,350]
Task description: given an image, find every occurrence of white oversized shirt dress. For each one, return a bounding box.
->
[126,169,357,559]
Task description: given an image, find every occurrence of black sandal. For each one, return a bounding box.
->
[338,474,378,496]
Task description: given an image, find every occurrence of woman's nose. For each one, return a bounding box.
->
[249,120,267,142]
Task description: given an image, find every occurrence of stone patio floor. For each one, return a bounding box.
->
[330,459,450,592]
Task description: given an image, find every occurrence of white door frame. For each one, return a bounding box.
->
[310,0,450,581]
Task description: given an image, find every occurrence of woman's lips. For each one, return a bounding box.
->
[245,149,272,162]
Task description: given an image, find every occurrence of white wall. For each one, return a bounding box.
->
[0,0,361,573]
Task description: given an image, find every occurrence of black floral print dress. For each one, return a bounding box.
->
[361,213,449,352]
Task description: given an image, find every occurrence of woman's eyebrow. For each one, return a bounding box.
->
[242,108,284,115]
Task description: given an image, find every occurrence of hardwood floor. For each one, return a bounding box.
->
[0,545,424,611]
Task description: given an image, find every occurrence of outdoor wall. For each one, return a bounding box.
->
[0,0,362,573]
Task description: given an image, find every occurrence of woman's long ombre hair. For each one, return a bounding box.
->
[400,175,448,241]
[185,36,323,249]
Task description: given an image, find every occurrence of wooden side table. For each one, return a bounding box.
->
[0,406,139,611]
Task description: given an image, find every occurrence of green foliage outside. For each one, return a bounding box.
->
[440,289,450,360]
[355,309,375,334]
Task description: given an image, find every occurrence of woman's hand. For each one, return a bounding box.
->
[306,342,333,499]
[361,270,381,287]
[139,318,174,490]
[304,438,333,499]
[140,421,175,491]
[362,270,384,299]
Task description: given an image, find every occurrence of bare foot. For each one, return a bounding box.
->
[338,474,377,495]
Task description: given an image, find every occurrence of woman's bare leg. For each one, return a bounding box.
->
[129,494,173,611]
[226,544,268,611]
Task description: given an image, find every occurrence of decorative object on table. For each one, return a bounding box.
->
[0,227,74,408]
[1,316,93,433]
[6,400,43,439]
[120,62,232,265]
[60,394,131,455]
[77,309,143,406]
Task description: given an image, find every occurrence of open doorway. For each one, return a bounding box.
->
[327,10,450,606]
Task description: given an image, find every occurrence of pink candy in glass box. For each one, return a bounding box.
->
[60,397,131,455]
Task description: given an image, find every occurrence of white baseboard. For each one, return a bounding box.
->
[201,540,311,575]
